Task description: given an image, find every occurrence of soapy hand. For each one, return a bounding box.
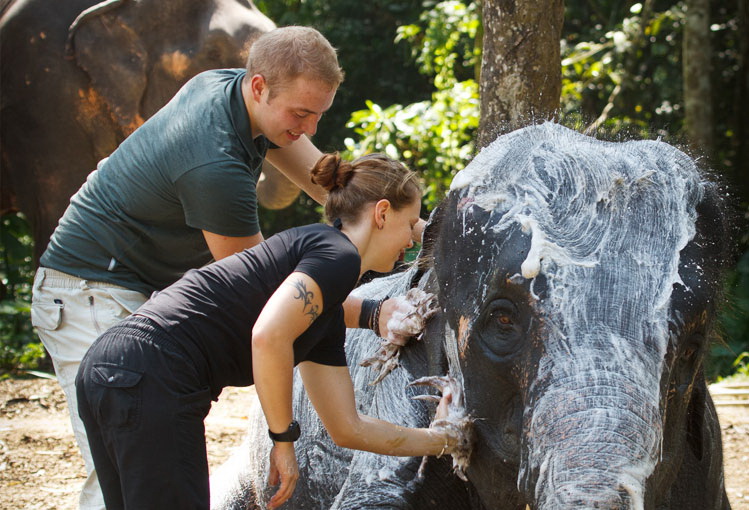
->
[410,375,474,481]
[360,289,438,384]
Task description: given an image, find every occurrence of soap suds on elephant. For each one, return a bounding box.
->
[450,122,703,508]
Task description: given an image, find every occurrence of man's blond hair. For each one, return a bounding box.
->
[246,26,344,97]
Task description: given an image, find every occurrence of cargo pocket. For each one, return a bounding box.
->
[90,363,144,429]
[106,288,148,320]
[31,301,64,331]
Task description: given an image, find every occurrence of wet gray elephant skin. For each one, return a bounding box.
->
[210,123,733,510]
[1,0,297,261]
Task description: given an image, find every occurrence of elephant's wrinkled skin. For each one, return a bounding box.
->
[211,123,733,510]
[1,0,298,260]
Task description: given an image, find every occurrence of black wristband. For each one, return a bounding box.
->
[359,299,379,330]
[372,298,385,337]
[268,420,301,442]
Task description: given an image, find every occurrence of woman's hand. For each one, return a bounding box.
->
[434,384,453,421]
[267,442,299,509]
[410,375,474,480]
[362,290,438,384]
[378,289,438,345]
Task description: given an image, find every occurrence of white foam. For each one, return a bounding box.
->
[449,122,703,507]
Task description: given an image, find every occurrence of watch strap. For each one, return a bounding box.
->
[268,420,301,442]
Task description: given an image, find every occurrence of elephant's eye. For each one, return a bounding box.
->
[479,299,523,359]
[486,299,517,327]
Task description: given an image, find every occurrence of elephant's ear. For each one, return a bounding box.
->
[685,380,707,461]
[416,203,445,275]
[68,2,147,135]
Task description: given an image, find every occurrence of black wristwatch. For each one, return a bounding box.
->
[268,420,301,442]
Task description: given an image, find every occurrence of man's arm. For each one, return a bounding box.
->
[265,136,327,205]
[202,231,264,261]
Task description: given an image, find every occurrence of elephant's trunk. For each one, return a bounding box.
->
[521,370,663,510]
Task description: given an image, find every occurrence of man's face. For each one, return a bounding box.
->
[252,75,336,147]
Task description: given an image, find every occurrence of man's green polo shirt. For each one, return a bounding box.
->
[41,69,272,295]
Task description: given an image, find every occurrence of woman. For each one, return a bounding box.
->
[76,153,459,510]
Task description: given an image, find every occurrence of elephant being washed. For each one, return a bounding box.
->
[1,0,299,260]
[211,123,733,509]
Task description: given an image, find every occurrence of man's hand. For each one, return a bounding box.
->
[267,442,299,509]
[411,217,426,244]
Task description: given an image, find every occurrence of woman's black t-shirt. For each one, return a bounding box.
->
[136,223,361,396]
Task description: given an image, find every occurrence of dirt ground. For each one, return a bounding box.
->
[1,378,747,509]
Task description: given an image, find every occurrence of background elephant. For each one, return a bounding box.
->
[211,123,733,509]
[1,0,299,261]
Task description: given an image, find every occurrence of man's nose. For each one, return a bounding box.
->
[303,114,321,136]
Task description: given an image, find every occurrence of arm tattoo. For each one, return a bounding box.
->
[289,279,320,323]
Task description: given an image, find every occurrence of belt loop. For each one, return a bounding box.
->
[33,267,46,292]
[79,279,91,291]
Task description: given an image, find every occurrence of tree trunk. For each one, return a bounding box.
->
[476,0,564,149]
[737,0,749,200]
[683,0,714,156]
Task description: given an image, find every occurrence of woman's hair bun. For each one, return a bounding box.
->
[310,153,354,192]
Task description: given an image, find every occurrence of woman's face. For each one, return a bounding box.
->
[373,197,421,272]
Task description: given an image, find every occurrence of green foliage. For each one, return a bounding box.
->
[708,211,749,380]
[345,82,479,208]
[344,1,480,211]
[396,1,481,88]
[0,213,45,373]
[560,2,685,137]
[729,352,749,379]
[254,0,432,153]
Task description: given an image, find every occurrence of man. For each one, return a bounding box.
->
[31,26,344,510]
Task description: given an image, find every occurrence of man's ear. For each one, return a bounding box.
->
[249,74,267,102]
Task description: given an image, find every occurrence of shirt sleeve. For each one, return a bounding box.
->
[294,239,360,312]
[175,162,260,237]
[304,311,347,367]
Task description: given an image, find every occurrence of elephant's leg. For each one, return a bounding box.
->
[330,453,474,510]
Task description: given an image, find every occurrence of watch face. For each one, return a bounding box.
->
[288,420,301,441]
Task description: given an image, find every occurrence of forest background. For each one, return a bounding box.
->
[1,0,747,380]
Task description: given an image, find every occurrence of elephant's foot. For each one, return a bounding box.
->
[410,375,474,482]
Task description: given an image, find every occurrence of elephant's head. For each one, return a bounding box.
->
[67,0,273,133]
[420,123,731,509]
[67,0,299,209]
